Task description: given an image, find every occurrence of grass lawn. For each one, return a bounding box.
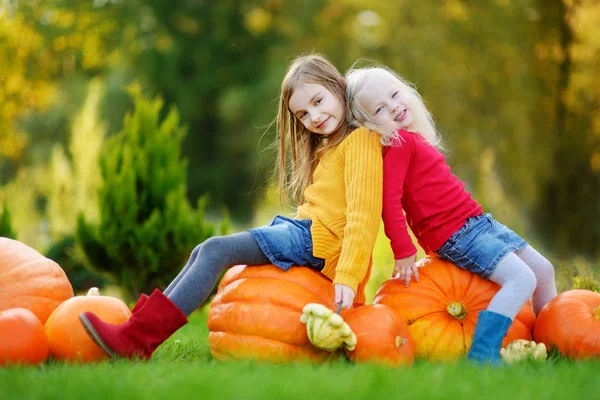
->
[2,310,598,400]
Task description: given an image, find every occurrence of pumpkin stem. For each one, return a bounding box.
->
[395,336,407,348]
[594,305,600,320]
[87,287,100,296]
[447,302,467,320]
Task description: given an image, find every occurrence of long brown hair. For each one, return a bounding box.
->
[274,54,354,206]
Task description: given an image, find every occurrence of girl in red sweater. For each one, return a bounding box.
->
[345,65,557,365]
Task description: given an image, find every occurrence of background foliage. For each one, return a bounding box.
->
[0,0,598,299]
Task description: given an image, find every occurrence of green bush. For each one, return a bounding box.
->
[76,89,227,301]
[45,236,109,293]
[0,204,16,239]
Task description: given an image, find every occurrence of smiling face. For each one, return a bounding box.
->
[288,82,344,136]
[357,69,417,133]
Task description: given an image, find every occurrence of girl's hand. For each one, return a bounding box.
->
[334,284,355,309]
[392,254,419,287]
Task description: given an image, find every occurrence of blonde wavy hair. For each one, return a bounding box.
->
[274,54,355,206]
[345,62,443,150]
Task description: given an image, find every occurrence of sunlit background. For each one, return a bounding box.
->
[0,0,598,302]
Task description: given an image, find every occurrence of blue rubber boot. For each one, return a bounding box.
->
[467,310,512,366]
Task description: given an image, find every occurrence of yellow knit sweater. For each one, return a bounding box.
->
[296,127,383,304]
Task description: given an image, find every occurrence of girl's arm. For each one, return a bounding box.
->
[383,140,417,259]
[334,128,383,293]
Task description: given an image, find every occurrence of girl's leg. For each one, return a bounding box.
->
[467,252,537,364]
[167,231,269,316]
[487,252,538,319]
[132,243,204,311]
[163,243,203,296]
[515,245,557,315]
[79,231,269,360]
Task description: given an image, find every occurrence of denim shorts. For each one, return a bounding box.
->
[248,215,325,271]
[436,213,527,280]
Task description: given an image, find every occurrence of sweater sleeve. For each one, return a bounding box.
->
[333,128,383,291]
[383,136,418,259]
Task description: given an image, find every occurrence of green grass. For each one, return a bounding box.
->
[2,311,599,400]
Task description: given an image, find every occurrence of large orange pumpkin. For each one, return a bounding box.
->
[344,304,415,366]
[0,308,48,366]
[44,288,131,362]
[374,256,535,361]
[208,264,342,364]
[533,289,600,359]
[0,237,74,324]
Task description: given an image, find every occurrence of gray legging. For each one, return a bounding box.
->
[164,231,269,316]
[487,245,557,319]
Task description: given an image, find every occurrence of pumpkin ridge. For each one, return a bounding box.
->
[208,303,310,346]
[416,291,457,311]
[378,290,455,320]
[215,298,306,311]
[210,301,305,316]
[3,289,71,304]
[407,309,458,325]
[221,273,331,301]
[428,316,457,356]
[213,293,327,313]
[419,270,455,305]
[209,329,312,348]
[214,276,332,308]
[463,282,497,310]
[459,273,493,308]
[0,259,49,279]
[4,272,71,293]
[580,322,600,354]
[209,332,331,358]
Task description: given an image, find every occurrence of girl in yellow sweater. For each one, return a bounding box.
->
[79,54,383,360]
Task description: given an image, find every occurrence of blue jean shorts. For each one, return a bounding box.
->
[436,213,527,280]
[248,215,325,271]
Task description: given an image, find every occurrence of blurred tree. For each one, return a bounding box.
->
[42,79,109,292]
[121,0,281,221]
[0,2,60,183]
[45,79,105,238]
[76,89,228,301]
[533,0,600,258]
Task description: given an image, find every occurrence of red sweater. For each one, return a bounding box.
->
[383,130,483,259]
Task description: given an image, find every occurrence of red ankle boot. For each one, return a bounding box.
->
[79,289,188,360]
[131,293,149,313]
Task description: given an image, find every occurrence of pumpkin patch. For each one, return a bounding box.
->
[0,308,48,366]
[44,287,132,362]
[374,256,536,361]
[0,238,74,324]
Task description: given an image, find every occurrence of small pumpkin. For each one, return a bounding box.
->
[344,304,415,366]
[374,256,536,361]
[208,264,342,364]
[500,339,547,364]
[0,308,48,366]
[300,303,356,352]
[533,289,600,359]
[0,237,74,324]
[44,287,131,362]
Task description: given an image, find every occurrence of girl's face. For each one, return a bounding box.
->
[288,82,344,136]
[358,69,416,133]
